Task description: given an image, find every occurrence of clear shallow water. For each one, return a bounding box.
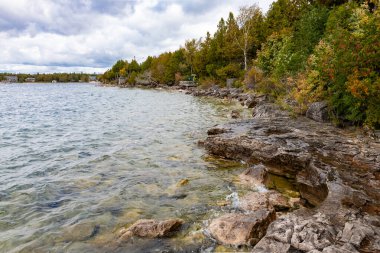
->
[0,84,248,252]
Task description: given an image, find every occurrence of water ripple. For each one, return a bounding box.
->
[0,84,243,252]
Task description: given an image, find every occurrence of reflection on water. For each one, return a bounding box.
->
[0,84,249,252]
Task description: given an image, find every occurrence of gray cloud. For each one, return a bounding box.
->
[0,0,275,73]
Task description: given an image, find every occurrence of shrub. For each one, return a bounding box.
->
[244,66,264,89]
[215,63,243,80]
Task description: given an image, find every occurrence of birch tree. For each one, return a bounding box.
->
[236,5,263,71]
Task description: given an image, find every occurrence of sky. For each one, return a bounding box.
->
[0,0,275,74]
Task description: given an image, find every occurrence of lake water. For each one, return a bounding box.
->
[0,84,248,252]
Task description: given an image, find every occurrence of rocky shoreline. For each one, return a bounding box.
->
[201,89,380,252]
[111,84,379,252]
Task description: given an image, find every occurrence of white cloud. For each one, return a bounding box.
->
[0,0,275,73]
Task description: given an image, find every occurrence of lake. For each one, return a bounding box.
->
[0,83,248,252]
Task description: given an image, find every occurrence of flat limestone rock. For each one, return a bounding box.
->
[118,218,184,241]
[339,221,375,248]
[209,209,276,247]
[239,191,291,213]
[253,212,380,253]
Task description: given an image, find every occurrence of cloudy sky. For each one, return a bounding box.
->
[0,0,275,74]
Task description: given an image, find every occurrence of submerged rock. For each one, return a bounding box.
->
[61,223,101,242]
[118,218,184,241]
[176,178,189,187]
[208,209,276,247]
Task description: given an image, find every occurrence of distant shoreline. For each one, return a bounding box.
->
[0,81,101,84]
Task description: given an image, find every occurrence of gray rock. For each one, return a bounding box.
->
[245,94,270,108]
[253,213,336,252]
[252,103,289,119]
[207,127,229,135]
[245,96,257,108]
[339,221,374,247]
[231,110,241,119]
[306,101,330,122]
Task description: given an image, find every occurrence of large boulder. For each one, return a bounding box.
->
[209,209,276,246]
[306,101,330,122]
[118,218,184,241]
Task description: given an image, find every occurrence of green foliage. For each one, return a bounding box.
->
[266,0,309,34]
[128,71,138,84]
[215,63,243,80]
[111,60,126,74]
[255,77,287,97]
[244,66,264,89]
[298,2,380,126]
[256,29,292,75]
[129,59,141,73]
[257,5,329,78]
[141,56,153,72]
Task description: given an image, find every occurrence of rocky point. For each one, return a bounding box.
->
[203,97,380,252]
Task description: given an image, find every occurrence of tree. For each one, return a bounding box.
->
[129,59,141,73]
[266,0,309,34]
[236,5,263,70]
[111,60,125,75]
[184,39,200,77]
[224,12,241,62]
[141,56,153,72]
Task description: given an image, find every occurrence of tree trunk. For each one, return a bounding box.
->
[244,50,247,71]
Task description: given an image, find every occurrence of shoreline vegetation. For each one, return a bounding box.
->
[0,73,99,83]
[101,0,379,129]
